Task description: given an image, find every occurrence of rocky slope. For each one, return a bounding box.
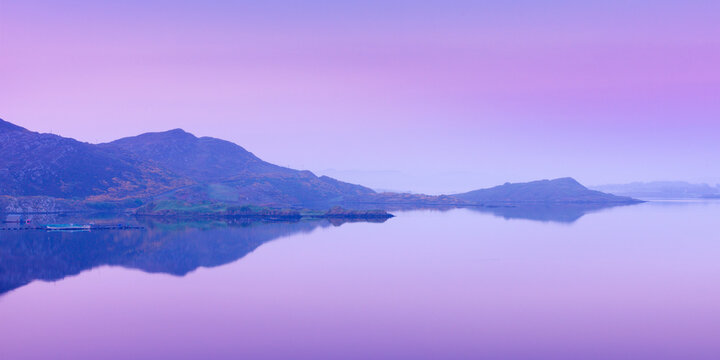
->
[100,128,376,207]
[0,118,374,209]
[98,128,293,182]
[0,119,190,200]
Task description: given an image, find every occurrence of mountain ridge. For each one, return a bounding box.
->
[0,118,375,208]
[99,127,295,182]
[0,118,191,200]
[0,118,640,212]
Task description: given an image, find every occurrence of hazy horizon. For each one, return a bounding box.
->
[3,116,717,194]
[2,1,719,193]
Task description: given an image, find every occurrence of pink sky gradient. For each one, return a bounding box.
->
[1,1,719,193]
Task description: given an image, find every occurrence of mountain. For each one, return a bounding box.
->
[100,128,375,207]
[0,118,640,212]
[454,177,640,204]
[0,118,374,208]
[99,128,292,182]
[0,119,190,200]
[592,181,720,199]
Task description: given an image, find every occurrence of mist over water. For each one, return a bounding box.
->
[1,200,719,360]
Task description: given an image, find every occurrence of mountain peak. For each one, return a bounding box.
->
[102,127,274,183]
[107,128,197,145]
[549,177,583,186]
[166,128,190,134]
[499,177,584,189]
[158,128,196,139]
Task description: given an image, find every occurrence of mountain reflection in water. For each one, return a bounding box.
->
[0,216,387,296]
[466,203,633,223]
[0,202,632,295]
[348,202,634,224]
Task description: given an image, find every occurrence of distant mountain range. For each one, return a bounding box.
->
[0,118,639,213]
[593,181,720,199]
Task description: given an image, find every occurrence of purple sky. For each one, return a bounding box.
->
[2,1,719,193]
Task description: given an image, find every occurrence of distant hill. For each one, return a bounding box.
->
[593,181,720,199]
[0,118,373,208]
[454,178,640,204]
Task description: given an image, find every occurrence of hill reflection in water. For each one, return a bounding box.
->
[0,216,387,296]
[466,203,633,223]
[346,202,635,224]
[0,203,634,295]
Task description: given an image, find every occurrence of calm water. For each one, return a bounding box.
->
[1,201,719,360]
